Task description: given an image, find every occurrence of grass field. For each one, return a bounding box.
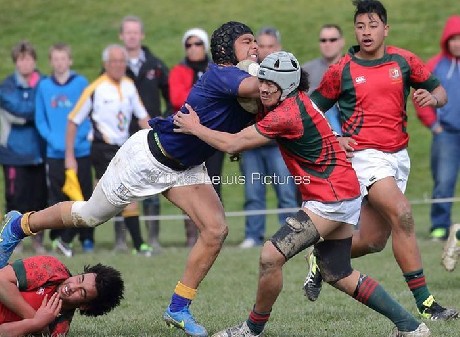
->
[1,0,460,336]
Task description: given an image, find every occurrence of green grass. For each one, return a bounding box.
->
[12,213,460,336]
[2,0,460,336]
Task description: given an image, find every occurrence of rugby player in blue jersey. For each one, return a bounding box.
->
[0,21,260,337]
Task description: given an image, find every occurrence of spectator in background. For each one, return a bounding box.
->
[239,26,297,249]
[169,27,223,247]
[302,24,345,134]
[413,15,460,242]
[0,41,47,254]
[66,44,153,256]
[0,255,124,336]
[35,43,95,257]
[119,15,170,252]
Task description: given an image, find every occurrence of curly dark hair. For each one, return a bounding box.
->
[352,0,387,24]
[79,264,124,317]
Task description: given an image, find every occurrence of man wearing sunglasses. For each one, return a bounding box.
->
[302,24,345,134]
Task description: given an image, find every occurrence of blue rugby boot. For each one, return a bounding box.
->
[0,211,23,267]
[163,305,208,337]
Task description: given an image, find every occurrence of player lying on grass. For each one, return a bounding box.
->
[0,255,124,337]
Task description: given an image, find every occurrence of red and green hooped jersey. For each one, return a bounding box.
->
[255,91,360,203]
[311,45,440,152]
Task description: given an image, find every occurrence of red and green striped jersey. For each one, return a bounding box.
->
[311,45,440,152]
[255,91,360,203]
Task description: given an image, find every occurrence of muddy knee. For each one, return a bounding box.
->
[270,210,321,260]
[396,206,415,234]
[259,242,285,276]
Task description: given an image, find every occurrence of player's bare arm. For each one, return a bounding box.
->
[413,85,447,108]
[0,293,62,337]
[0,265,36,319]
[238,76,260,98]
[173,103,270,154]
[337,137,358,159]
[64,120,78,172]
[137,116,151,129]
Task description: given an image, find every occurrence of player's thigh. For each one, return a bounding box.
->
[367,176,411,225]
[164,183,226,232]
[123,201,139,213]
[358,198,391,239]
[301,206,346,239]
[302,198,361,239]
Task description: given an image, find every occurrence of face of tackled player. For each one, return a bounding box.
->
[56,272,98,310]
[233,33,258,63]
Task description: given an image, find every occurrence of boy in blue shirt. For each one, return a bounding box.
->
[35,43,94,255]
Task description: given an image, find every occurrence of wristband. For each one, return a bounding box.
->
[432,94,439,107]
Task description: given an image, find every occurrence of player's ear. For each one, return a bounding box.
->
[384,24,389,37]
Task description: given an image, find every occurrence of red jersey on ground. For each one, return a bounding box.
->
[311,45,440,152]
[0,255,74,336]
[255,91,360,203]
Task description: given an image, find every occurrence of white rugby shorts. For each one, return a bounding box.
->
[100,129,211,206]
[302,197,362,226]
[351,148,410,197]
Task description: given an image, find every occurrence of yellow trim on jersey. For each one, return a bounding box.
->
[68,74,107,121]
[67,73,148,146]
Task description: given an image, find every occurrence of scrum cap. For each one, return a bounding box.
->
[210,21,253,65]
[258,51,300,101]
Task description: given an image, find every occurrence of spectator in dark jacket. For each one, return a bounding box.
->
[0,41,47,253]
[119,15,171,251]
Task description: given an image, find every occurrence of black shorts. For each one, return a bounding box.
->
[90,142,120,179]
[46,156,93,205]
[2,164,47,213]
